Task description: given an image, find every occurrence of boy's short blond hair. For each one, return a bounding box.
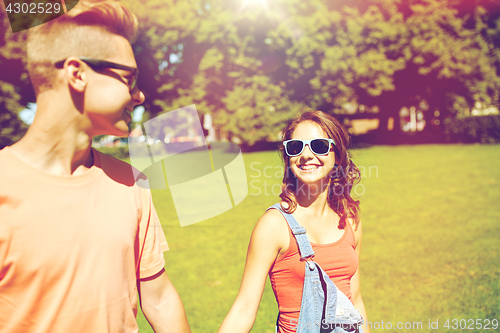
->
[27,0,138,95]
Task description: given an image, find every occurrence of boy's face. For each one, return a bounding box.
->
[82,34,145,137]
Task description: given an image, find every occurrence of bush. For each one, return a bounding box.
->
[444,115,500,143]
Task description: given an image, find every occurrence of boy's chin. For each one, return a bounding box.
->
[113,121,131,136]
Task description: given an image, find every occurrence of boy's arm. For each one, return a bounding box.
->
[139,269,191,333]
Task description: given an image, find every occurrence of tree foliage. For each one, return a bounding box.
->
[0,5,31,147]
[121,0,500,143]
[1,0,499,145]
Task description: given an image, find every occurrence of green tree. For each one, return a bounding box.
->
[268,0,500,136]
[129,0,499,143]
[123,0,301,142]
[3,0,498,146]
[0,7,31,148]
[221,75,303,144]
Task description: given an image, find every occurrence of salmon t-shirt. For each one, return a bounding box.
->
[0,147,169,333]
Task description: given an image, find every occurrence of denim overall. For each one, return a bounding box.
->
[269,204,364,333]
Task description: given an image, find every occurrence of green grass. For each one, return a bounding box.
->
[129,144,500,333]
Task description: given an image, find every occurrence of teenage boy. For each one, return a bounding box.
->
[0,1,191,332]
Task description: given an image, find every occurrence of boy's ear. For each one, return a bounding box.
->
[65,58,87,93]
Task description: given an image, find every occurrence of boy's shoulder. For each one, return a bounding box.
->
[93,148,140,188]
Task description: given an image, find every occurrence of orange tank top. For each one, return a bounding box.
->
[269,218,358,333]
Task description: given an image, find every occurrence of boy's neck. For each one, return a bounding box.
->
[10,97,95,176]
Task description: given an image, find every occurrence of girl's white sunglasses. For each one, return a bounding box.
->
[283,138,335,156]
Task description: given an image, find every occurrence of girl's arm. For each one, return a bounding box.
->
[350,221,371,333]
[218,209,288,333]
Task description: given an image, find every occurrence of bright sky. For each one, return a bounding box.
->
[19,103,37,125]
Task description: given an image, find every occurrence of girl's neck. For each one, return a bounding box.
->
[294,181,329,213]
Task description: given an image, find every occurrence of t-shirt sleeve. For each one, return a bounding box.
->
[137,187,169,280]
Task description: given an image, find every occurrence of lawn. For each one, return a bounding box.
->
[130,144,500,333]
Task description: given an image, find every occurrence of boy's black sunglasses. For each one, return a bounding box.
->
[54,57,139,91]
[283,138,335,157]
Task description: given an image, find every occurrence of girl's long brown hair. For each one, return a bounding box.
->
[279,109,361,229]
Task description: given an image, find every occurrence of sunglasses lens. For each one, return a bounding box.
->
[310,139,330,155]
[286,140,304,156]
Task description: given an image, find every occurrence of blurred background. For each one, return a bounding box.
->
[2,0,500,148]
[1,0,499,332]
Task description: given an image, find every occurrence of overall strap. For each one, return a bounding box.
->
[267,203,315,260]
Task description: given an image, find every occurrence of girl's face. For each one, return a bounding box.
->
[288,121,337,187]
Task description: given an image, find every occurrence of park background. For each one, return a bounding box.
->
[1,0,500,332]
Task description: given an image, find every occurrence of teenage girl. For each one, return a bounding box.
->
[219,110,370,333]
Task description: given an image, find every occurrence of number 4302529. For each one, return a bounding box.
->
[5,2,61,14]
[444,319,498,330]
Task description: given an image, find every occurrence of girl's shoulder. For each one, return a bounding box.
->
[251,203,291,256]
[345,217,362,248]
[258,204,289,231]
